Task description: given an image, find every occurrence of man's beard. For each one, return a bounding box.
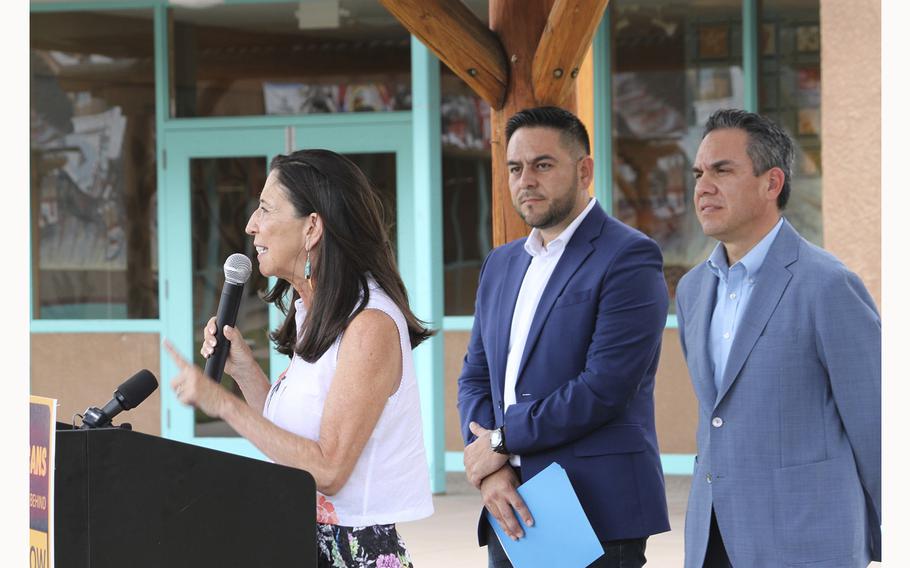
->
[514,180,578,230]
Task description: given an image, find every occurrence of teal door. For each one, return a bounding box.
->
[160,116,413,459]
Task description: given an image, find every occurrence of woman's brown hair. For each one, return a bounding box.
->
[262,149,434,362]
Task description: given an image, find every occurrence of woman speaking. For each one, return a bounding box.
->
[165,149,434,567]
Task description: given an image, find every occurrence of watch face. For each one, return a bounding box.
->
[491,429,502,448]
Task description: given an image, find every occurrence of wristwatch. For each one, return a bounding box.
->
[490,427,508,455]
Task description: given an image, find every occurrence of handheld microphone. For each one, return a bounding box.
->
[203,253,253,383]
[81,369,159,429]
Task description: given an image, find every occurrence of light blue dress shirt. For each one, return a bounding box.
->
[707,217,784,396]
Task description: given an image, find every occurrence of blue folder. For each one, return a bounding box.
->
[486,462,604,567]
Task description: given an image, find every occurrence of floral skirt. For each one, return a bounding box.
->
[316,522,414,568]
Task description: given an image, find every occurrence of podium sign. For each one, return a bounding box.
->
[30,396,57,568]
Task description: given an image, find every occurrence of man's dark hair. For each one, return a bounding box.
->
[703,109,795,209]
[505,106,591,155]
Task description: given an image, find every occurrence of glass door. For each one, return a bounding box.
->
[161,117,412,458]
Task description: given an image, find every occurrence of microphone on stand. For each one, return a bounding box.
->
[203,253,253,383]
[81,369,159,429]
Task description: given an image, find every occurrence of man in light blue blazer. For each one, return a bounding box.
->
[676,109,881,567]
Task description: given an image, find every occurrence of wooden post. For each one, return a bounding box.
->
[576,44,597,192]
[489,0,569,247]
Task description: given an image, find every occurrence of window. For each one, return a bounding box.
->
[609,0,821,308]
[31,10,158,319]
[759,0,822,246]
[169,2,411,118]
[441,70,492,316]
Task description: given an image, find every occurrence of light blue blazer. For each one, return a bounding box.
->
[676,219,881,568]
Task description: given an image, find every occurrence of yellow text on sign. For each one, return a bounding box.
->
[29,529,48,568]
[30,444,48,477]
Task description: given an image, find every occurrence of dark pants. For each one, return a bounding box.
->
[703,508,733,568]
[485,520,648,568]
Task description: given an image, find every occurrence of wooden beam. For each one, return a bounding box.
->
[378,0,508,108]
[382,0,608,247]
[532,0,610,105]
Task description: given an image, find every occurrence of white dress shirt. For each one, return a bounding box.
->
[503,197,597,465]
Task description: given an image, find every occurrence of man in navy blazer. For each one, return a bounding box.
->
[677,109,881,567]
[457,106,670,568]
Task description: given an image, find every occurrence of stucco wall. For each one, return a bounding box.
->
[821,0,882,307]
[31,333,162,435]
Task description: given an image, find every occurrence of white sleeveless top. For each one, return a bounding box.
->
[262,279,433,527]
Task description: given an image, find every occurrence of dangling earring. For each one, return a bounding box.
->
[304,248,313,291]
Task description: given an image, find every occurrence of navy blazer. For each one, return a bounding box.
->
[677,219,881,567]
[457,203,671,543]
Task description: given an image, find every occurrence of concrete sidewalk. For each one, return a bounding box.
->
[398,474,690,566]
